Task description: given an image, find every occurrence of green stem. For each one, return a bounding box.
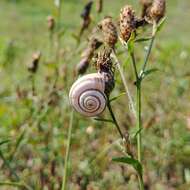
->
[107,99,124,140]
[136,81,144,190]
[61,110,74,190]
[130,52,139,80]
[136,82,142,163]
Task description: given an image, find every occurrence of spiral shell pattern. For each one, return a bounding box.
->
[69,73,107,117]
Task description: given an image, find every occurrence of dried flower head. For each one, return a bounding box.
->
[120,5,136,42]
[76,58,90,75]
[150,0,166,22]
[80,1,93,36]
[47,16,55,31]
[95,49,115,95]
[139,0,152,18]
[76,38,102,75]
[98,17,118,47]
[28,51,41,73]
[96,0,103,13]
[81,1,93,20]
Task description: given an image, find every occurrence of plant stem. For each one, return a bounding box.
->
[111,50,136,118]
[140,22,157,75]
[61,110,74,190]
[107,99,124,140]
[130,52,138,80]
[136,82,142,163]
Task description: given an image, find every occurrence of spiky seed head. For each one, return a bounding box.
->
[120,5,136,42]
[98,17,118,47]
[150,0,166,22]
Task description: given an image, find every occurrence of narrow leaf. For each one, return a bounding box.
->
[141,68,159,79]
[156,17,166,34]
[135,37,152,43]
[112,156,142,176]
[9,130,26,162]
[110,92,126,102]
[0,139,10,146]
[94,118,114,123]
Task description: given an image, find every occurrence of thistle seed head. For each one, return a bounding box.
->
[120,5,136,42]
[150,0,166,22]
[98,17,118,47]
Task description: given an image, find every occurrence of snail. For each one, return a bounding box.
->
[69,72,114,117]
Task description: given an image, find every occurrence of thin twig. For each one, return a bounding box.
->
[111,50,136,118]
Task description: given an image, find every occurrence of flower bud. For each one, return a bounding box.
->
[120,5,136,42]
[150,0,166,22]
[98,17,118,47]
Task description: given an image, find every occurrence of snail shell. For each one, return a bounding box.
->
[69,73,107,117]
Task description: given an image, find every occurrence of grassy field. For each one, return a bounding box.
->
[0,0,190,189]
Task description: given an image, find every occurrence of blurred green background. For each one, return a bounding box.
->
[0,0,190,189]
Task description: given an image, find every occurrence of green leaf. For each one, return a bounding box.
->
[0,139,10,146]
[135,37,152,43]
[112,156,142,176]
[127,32,135,53]
[141,68,159,79]
[110,92,126,102]
[156,17,166,34]
[133,128,143,139]
[9,130,26,162]
[94,118,114,123]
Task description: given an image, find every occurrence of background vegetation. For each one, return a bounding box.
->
[0,0,190,189]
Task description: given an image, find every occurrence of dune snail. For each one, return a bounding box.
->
[69,72,114,117]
